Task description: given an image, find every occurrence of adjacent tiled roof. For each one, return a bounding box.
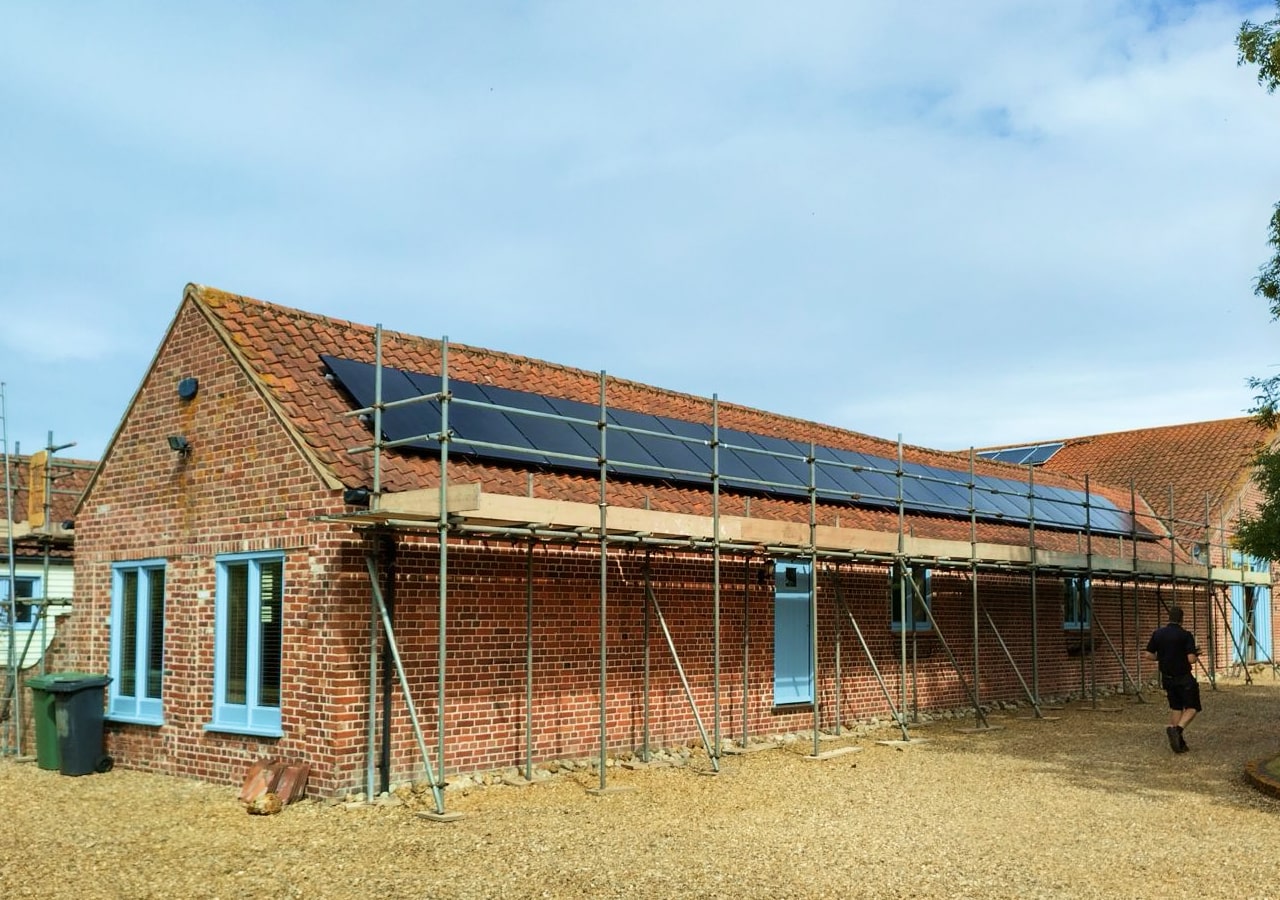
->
[186,284,1176,559]
[1037,418,1275,528]
[2,453,96,559]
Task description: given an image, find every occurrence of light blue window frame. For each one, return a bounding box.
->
[108,560,166,724]
[890,564,932,632]
[773,559,814,706]
[208,551,284,737]
[0,576,40,628]
[1063,577,1091,632]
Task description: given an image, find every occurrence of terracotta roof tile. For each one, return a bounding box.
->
[1038,418,1274,528]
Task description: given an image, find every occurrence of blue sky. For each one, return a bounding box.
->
[3,1,1279,462]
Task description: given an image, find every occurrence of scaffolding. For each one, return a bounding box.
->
[326,330,1274,815]
[0,392,82,758]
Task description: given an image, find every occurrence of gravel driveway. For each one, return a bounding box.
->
[4,674,1280,899]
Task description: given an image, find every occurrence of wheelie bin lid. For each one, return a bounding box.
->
[24,672,112,693]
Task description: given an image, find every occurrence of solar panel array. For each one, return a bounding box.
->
[322,356,1142,536]
[976,442,1065,466]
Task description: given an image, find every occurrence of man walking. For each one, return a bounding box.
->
[1143,605,1201,753]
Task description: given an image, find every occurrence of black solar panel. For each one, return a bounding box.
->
[651,416,714,475]
[977,442,1065,467]
[607,408,710,478]
[1024,442,1065,465]
[729,431,810,491]
[323,355,436,449]
[322,356,1144,537]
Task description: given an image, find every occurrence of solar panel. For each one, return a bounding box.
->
[539,395,692,479]
[322,356,1143,537]
[812,448,902,508]
[972,474,1034,520]
[1023,442,1065,465]
[975,447,1023,464]
[711,430,768,491]
[915,464,972,512]
[899,462,956,514]
[323,356,437,449]
[737,433,811,490]
[443,381,549,465]
[513,394,665,477]
[651,416,714,475]
[976,442,1065,467]
[812,451,875,501]
[607,409,710,478]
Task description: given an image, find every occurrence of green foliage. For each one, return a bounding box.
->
[1249,372,1279,427]
[1257,202,1280,320]
[1236,3,1280,559]
[1235,444,1280,560]
[1238,4,1280,92]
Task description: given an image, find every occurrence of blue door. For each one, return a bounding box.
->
[773,559,813,705]
[1230,554,1273,664]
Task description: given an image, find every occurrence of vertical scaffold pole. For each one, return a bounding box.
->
[809,442,820,759]
[372,326,383,503]
[834,567,842,735]
[1132,480,1142,689]
[437,338,451,789]
[897,436,907,722]
[363,330,381,803]
[2,384,18,756]
[1204,495,1216,682]
[969,450,980,717]
[1085,475,1097,707]
[1168,485,1177,615]
[711,396,722,762]
[596,372,609,791]
[1029,464,1040,705]
[367,543,378,801]
[643,553,652,762]
[741,554,750,748]
[525,539,535,782]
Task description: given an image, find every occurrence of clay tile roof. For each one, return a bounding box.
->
[1039,417,1275,524]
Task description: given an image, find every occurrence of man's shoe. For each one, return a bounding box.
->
[1177,731,1188,753]
[1167,726,1180,752]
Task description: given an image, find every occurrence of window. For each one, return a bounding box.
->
[1063,577,1090,632]
[210,552,283,736]
[108,561,166,723]
[773,559,813,705]
[0,576,39,628]
[890,564,931,632]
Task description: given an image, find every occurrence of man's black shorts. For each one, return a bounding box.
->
[1164,677,1202,712]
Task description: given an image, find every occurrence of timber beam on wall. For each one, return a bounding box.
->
[325,484,1271,587]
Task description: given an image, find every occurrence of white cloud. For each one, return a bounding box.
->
[1,1,1278,461]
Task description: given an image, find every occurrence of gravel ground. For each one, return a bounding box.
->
[4,674,1280,899]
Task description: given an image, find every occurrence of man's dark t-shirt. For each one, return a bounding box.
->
[1146,623,1197,682]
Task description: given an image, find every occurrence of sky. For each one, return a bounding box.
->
[2,1,1279,464]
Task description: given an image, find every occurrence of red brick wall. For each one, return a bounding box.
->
[356,538,1207,789]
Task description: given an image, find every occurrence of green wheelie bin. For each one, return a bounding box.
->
[24,673,62,770]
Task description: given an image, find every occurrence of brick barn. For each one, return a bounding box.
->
[50,284,1268,807]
